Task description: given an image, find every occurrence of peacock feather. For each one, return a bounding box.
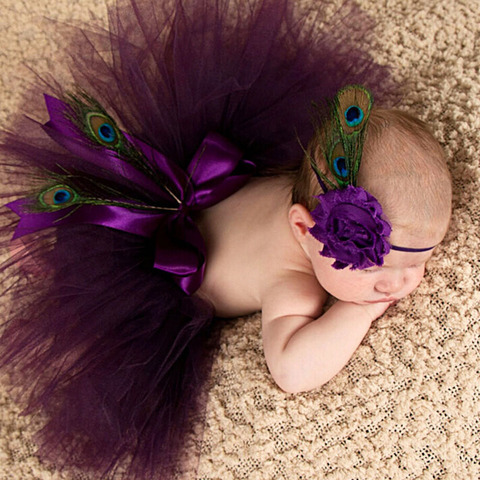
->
[31,168,178,217]
[24,91,184,217]
[62,91,158,179]
[309,85,373,191]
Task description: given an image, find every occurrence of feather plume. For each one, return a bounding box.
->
[310,85,373,190]
[62,91,160,179]
[31,172,178,215]
[22,92,184,217]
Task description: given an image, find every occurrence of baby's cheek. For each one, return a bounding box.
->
[407,270,425,294]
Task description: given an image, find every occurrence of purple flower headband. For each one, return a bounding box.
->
[307,85,435,270]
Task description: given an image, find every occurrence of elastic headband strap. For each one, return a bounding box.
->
[390,244,436,253]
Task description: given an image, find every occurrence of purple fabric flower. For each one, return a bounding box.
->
[309,186,392,270]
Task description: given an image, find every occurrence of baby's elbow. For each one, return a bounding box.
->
[269,363,329,394]
[276,377,307,394]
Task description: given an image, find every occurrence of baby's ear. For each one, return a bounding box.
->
[288,204,315,243]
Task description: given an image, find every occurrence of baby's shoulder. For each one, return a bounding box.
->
[197,174,333,319]
[261,268,328,322]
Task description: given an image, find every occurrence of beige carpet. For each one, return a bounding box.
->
[1,0,479,479]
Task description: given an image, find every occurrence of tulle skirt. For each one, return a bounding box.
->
[0,0,397,478]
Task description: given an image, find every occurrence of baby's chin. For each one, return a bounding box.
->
[362,298,398,305]
[329,292,394,304]
[348,296,400,306]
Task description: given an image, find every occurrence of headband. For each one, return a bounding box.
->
[307,85,435,270]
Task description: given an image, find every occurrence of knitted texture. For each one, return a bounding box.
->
[0,0,479,479]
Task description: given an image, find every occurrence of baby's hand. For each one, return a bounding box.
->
[357,301,394,323]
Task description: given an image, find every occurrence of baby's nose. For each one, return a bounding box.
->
[375,274,404,295]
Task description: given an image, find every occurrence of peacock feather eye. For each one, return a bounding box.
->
[329,142,350,186]
[336,85,372,135]
[86,112,121,147]
[344,105,364,127]
[333,156,348,179]
[39,185,77,209]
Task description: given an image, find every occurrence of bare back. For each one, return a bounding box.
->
[195,176,322,317]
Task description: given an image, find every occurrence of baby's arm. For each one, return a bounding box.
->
[261,274,391,393]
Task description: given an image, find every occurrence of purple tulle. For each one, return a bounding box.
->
[2,226,216,478]
[0,0,399,479]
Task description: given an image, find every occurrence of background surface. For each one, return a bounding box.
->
[0,0,479,479]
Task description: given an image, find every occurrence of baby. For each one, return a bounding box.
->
[0,1,454,478]
[196,107,452,393]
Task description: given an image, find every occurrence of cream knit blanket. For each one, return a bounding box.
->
[0,0,479,478]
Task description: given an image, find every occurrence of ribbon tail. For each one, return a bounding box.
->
[153,216,206,295]
[6,200,168,240]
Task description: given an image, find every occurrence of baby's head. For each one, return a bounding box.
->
[290,108,452,303]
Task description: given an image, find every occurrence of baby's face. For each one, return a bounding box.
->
[313,249,431,304]
[306,227,443,304]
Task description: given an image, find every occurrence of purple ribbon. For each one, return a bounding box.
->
[7,95,255,294]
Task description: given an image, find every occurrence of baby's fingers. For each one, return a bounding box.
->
[362,301,394,322]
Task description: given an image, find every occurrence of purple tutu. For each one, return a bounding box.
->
[0,0,397,478]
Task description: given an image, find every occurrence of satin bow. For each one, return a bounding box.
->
[7,95,255,294]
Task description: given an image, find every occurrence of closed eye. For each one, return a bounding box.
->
[408,263,425,269]
[361,267,382,274]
